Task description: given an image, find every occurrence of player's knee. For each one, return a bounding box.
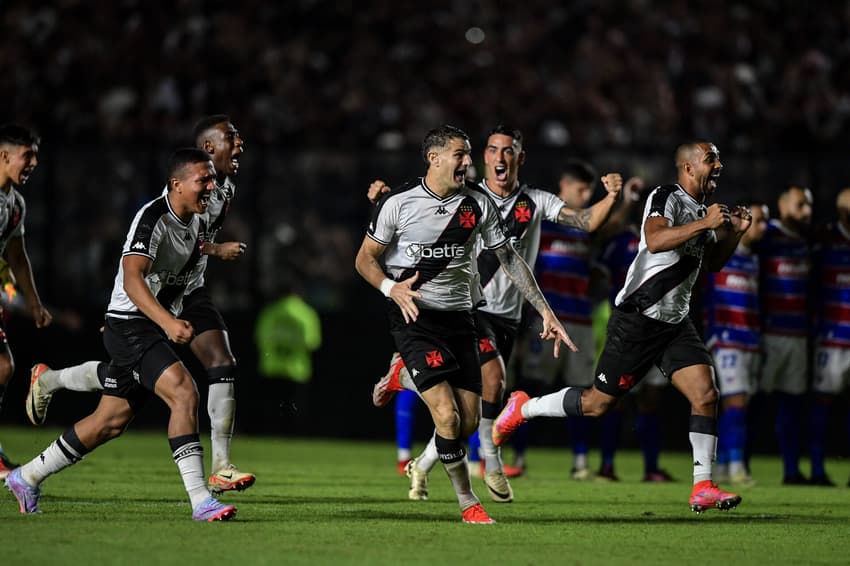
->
[581,390,617,418]
[207,364,237,384]
[432,406,461,435]
[460,415,479,438]
[693,385,718,411]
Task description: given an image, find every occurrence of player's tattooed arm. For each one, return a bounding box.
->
[557,207,593,231]
[494,244,577,355]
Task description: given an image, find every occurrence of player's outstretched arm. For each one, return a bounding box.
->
[4,235,51,328]
[202,241,247,260]
[556,173,623,232]
[355,236,421,323]
[494,244,577,357]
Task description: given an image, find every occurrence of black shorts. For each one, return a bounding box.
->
[593,306,711,397]
[181,286,227,335]
[101,317,182,408]
[388,304,481,395]
[474,310,519,366]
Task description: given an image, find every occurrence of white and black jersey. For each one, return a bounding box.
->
[0,187,25,255]
[160,177,235,295]
[106,194,207,319]
[368,178,508,311]
[615,184,717,324]
[475,181,565,321]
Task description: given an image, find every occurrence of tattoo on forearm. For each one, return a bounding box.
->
[495,246,549,314]
[558,207,591,231]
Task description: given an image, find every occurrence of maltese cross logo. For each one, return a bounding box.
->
[514,204,531,223]
[425,350,444,368]
[459,211,476,228]
[478,338,496,353]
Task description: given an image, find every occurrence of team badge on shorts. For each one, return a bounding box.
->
[425,350,444,368]
[478,338,496,354]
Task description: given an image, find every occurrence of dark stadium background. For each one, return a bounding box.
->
[1,1,848,454]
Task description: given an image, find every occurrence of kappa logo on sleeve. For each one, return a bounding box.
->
[131,241,146,251]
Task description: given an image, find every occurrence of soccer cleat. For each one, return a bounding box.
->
[503,463,525,479]
[396,458,411,476]
[192,495,237,522]
[729,470,756,487]
[492,391,530,447]
[570,467,595,481]
[208,464,256,493]
[0,451,19,480]
[405,458,429,501]
[782,472,809,485]
[5,469,41,514]
[26,363,53,426]
[371,352,405,407]
[643,469,675,483]
[689,480,742,513]
[809,474,836,487]
[596,464,619,482]
[483,470,513,503]
[461,502,496,524]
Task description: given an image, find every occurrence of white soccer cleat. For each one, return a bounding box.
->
[483,470,513,503]
[405,459,429,501]
[208,464,256,493]
[26,364,53,426]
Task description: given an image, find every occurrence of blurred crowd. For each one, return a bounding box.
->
[4,0,850,152]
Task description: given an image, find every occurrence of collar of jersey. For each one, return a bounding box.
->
[164,193,192,227]
[675,183,704,206]
[770,218,802,239]
[481,179,521,201]
[421,178,460,201]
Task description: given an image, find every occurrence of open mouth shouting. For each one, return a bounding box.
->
[494,164,508,183]
[18,167,35,185]
[199,192,211,210]
[453,166,467,185]
[229,151,241,175]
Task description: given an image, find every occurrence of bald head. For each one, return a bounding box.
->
[675,142,708,170]
[675,141,722,201]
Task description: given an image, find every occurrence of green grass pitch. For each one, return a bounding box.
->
[2,427,848,565]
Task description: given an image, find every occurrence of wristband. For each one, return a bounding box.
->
[379,278,396,298]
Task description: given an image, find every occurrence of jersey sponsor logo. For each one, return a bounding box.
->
[160,271,194,286]
[514,202,531,223]
[131,241,147,250]
[722,274,757,291]
[776,262,809,276]
[425,350,444,368]
[547,239,588,255]
[618,374,635,390]
[405,242,465,260]
[837,273,850,285]
[436,206,449,215]
[478,338,496,353]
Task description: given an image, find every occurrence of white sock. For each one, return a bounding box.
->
[522,389,568,419]
[729,460,746,476]
[689,431,716,484]
[171,436,210,508]
[208,382,235,472]
[397,448,412,462]
[20,436,85,486]
[478,417,502,473]
[42,361,103,394]
[573,453,588,471]
[443,458,479,510]
[417,433,440,473]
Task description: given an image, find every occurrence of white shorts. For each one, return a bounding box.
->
[760,334,808,395]
[813,346,850,395]
[712,347,760,397]
[522,318,595,387]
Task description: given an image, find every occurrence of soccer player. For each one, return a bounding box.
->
[811,187,850,487]
[593,179,674,482]
[5,148,236,521]
[355,125,575,524]
[514,159,605,480]
[369,126,622,502]
[0,124,52,479]
[493,141,749,513]
[756,186,819,484]
[26,116,255,493]
[704,200,768,486]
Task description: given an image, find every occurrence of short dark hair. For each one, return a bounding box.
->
[193,114,230,145]
[486,124,523,148]
[421,125,469,166]
[167,147,211,186]
[0,124,40,147]
[560,158,596,185]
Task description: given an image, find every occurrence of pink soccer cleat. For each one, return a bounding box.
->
[689,480,742,513]
[492,391,530,447]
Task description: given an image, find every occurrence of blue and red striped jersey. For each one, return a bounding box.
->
[704,245,760,351]
[757,219,811,337]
